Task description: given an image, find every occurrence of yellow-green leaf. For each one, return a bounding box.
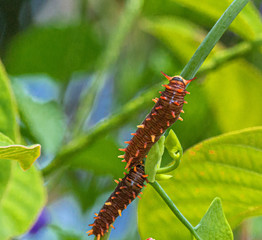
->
[172,0,262,40]
[141,17,217,65]
[0,163,46,239]
[0,132,41,171]
[203,59,262,132]
[195,198,233,240]
[145,136,165,182]
[0,144,41,171]
[0,60,20,142]
[138,127,262,239]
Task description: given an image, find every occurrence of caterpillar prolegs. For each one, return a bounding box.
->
[87,72,195,239]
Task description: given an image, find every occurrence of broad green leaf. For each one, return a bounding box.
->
[12,80,66,155]
[0,132,40,171]
[0,143,41,171]
[138,127,262,240]
[0,163,46,240]
[172,0,262,40]
[145,136,165,182]
[203,59,262,132]
[195,198,233,240]
[5,24,101,81]
[0,129,45,239]
[0,60,20,141]
[0,62,46,239]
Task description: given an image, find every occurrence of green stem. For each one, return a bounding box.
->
[181,0,249,80]
[150,181,202,240]
[157,158,181,174]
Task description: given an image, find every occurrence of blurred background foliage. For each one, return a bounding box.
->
[0,0,262,239]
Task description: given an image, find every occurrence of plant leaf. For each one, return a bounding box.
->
[164,129,183,160]
[203,59,262,133]
[171,0,262,40]
[195,197,233,240]
[0,163,46,240]
[0,143,41,171]
[0,60,20,141]
[141,17,222,65]
[0,61,46,239]
[0,131,40,171]
[138,127,262,240]
[145,136,165,182]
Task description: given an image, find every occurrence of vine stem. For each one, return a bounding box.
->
[181,0,249,80]
[156,158,180,174]
[150,181,202,240]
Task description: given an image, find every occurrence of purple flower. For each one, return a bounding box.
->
[29,208,50,234]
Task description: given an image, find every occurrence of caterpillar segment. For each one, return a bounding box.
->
[88,165,146,239]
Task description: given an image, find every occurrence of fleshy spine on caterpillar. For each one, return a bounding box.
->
[87,72,196,239]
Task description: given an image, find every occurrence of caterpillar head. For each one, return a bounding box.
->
[161,71,196,86]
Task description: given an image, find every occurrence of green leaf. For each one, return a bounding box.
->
[0,60,20,141]
[0,134,45,238]
[5,24,101,81]
[172,0,262,40]
[12,80,66,155]
[203,59,262,132]
[138,127,262,240]
[0,60,45,239]
[0,163,46,240]
[195,198,233,240]
[156,130,183,174]
[165,129,183,160]
[0,133,41,170]
[145,136,165,182]
[141,17,221,65]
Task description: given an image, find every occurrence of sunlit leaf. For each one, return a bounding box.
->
[0,136,41,170]
[141,17,218,64]
[171,0,262,40]
[203,59,262,132]
[0,60,20,141]
[138,127,262,239]
[195,198,233,240]
[0,163,46,240]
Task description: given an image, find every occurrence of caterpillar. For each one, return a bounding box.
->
[87,72,195,239]
[87,165,147,239]
[118,72,194,170]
